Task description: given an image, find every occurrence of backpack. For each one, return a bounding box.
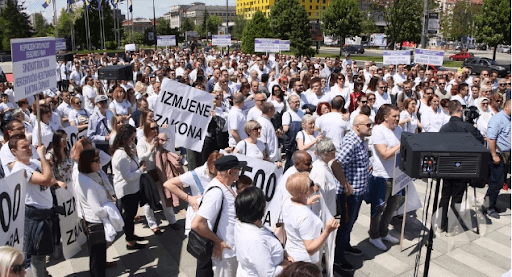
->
[283,112,302,155]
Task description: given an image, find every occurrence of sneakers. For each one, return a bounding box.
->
[345,246,363,256]
[487,209,500,219]
[369,237,387,251]
[445,226,460,237]
[333,261,355,273]
[381,234,399,244]
[126,243,145,250]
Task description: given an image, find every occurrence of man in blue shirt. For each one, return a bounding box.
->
[87,94,112,154]
[333,114,372,273]
[484,99,511,219]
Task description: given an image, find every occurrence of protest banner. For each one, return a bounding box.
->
[233,154,284,229]
[383,50,412,65]
[393,151,414,196]
[55,38,66,51]
[54,184,87,259]
[0,170,26,252]
[157,35,177,47]
[125,44,136,52]
[212,35,231,46]
[153,79,214,152]
[63,126,88,150]
[11,37,56,101]
[279,40,290,51]
[414,49,444,66]
[254,38,280,53]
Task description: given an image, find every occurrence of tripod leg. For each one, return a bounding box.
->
[473,185,480,234]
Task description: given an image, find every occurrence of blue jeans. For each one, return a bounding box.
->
[334,193,363,263]
[485,154,506,210]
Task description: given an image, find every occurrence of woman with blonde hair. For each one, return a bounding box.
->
[133,81,148,99]
[0,246,26,277]
[296,115,322,161]
[234,120,267,160]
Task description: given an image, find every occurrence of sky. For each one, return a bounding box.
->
[23,0,236,23]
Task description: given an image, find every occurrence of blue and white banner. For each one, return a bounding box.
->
[212,35,231,46]
[414,49,444,66]
[255,38,280,53]
[157,35,176,47]
[383,50,411,65]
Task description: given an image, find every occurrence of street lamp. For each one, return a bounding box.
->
[153,0,157,50]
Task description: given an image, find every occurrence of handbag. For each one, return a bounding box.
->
[85,222,106,245]
[186,186,223,261]
[274,197,289,246]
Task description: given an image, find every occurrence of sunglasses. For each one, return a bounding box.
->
[75,101,82,105]
[361,101,368,104]
[379,86,387,89]
[438,83,446,85]
[151,126,159,130]
[368,98,375,101]
[12,261,26,275]
[357,123,373,128]
[499,84,506,86]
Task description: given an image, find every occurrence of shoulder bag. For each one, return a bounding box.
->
[186,186,224,261]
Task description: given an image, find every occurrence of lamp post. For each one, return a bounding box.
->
[153,0,157,50]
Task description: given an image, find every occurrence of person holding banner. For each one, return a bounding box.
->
[32,104,54,147]
[0,246,26,277]
[8,134,66,277]
[367,104,402,251]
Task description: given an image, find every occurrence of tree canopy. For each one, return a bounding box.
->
[476,0,511,59]
[384,0,422,49]
[440,0,481,41]
[181,18,195,32]
[231,15,247,40]
[241,11,273,54]
[33,13,54,37]
[322,0,363,55]
[270,0,316,57]
[0,0,32,51]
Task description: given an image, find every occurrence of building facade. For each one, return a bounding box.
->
[169,2,236,30]
[122,18,157,33]
[236,0,331,20]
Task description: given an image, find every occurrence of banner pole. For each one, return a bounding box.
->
[399,185,409,252]
[36,94,42,146]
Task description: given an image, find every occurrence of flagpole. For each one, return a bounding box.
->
[70,2,76,52]
[102,3,106,50]
[85,3,91,50]
[113,2,117,48]
[98,8,103,50]
[53,0,58,37]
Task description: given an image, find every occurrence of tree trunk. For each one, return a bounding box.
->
[493,45,497,61]
[339,36,345,56]
[400,41,403,50]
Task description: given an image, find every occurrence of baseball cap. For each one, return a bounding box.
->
[214,155,247,171]
[95,94,108,103]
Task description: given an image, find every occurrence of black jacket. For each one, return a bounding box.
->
[139,173,162,211]
[439,116,485,145]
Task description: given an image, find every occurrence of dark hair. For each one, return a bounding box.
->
[110,124,137,157]
[359,105,371,116]
[240,82,250,93]
[402,98,416,111]
[8,133,26,150]
[47,130,69,166]
[235,186,266,224]
[143,121,158,139]
[367,76,379,91]
[271,84,285,102]
[3,119,23,141]
[440,98,450,109]
[357,94,368,103]
[78,149,99,174]
[375,104,399,125]
[458,83,469,94]
[310,77,321,86]
[448,100,462,114]
[261,102,274,114]
[427,94,439,106]
[277,261,321,277]
[261,73,269,83]
[331,95,346,113]
[237,175,253,186]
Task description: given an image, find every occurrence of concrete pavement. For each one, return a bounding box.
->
[38,179,510,277]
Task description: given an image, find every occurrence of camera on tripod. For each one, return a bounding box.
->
[464,106,480,125]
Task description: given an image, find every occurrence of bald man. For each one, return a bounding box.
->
[275,150,315,205]
[333,114,372,272]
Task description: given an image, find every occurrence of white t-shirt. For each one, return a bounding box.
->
[109,99,132,115]
[235,139,266,160]
[11,160,53,209]
[282,109,303,126]
[196,179,237,259]
[315,112,350,152]
[282,198,323,264]
[269,98,286,114]
[247,107,263,122]
[68,109,89,125]
[179,164,213,235]
[227,107,247,147]
[304,91,332,106]
[256,116,280,162]
[0,102,14,114]
[82,85,97,113]
[296,130,319,162]
[400,110,418,133]
[374,92,392,111]
[234,221,284,276]
[370,124,402,178]
[422,108,449,132]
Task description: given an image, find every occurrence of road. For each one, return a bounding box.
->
[319,47,512,65]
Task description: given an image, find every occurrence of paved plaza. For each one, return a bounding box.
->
[39,179,510,277]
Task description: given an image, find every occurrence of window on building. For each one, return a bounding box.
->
[316,5,318,9]
[323,0,326,3]
[323,6,325,9]
[310,5,312,9]
[308,12,311,16]
[317,0,319,3]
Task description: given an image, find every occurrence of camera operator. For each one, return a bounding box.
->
[437,100,484,234]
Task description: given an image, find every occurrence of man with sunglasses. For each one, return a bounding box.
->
[435,78,450,100]
[333,114,372,273]
[495,79,510,108]
[87,95,112,153]
[374,80,391,111]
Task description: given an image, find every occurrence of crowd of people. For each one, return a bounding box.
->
[0,44,509,277]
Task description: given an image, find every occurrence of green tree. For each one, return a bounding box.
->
[476,0,511,60]
[206,15,223,34]
[123,31,144,44]
[196,9,210,38]
[73,0,119,50]
[440,1,482,41]
[384,0,422,49]
[156,17,173,35]
[270,0,316,57]
[231,15,247,40]
[322,0,363,56]
[33,13,54,37]
[57,8,74,38]
[241,11,273,54]
[360,13,379,41]
[0,0,33,51]
[181,18,195,32]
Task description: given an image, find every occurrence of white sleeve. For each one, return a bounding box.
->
[196,187,223,221]
[282,112,291,126]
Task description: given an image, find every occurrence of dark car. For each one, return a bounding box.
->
[462,57,511,77]
[342,45,364,55]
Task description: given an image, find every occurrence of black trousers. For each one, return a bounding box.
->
[439,179,467,231]
[195,256,213,277]
[121,192,140,242]
[86,221,106,277]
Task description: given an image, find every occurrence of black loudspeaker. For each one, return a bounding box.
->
[57,53,73,62]
[98,64,133,80]
[400,132,489,179]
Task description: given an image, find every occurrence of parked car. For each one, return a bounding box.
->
[462,57,511,77]
[342,45,365,55]
[476,43,487,50]
[497,45,511,54]
[449,51,474,61]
